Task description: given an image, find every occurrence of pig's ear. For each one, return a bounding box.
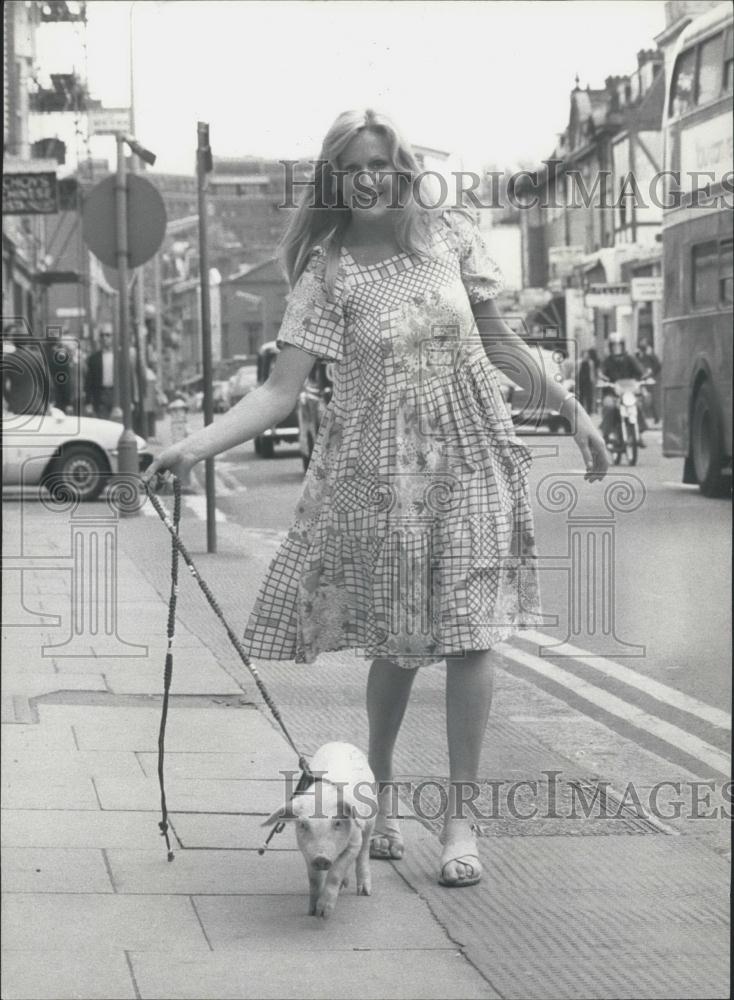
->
[337,800,359,819]
[260,802,296,827]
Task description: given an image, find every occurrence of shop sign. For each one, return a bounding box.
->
[3,171,58,214]
[631,277,663,302]
[585,283,631,309]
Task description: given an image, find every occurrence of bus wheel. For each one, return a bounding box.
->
[691,383,726,497]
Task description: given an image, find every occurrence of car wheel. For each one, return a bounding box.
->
[691,382,727,497]
[44,443,108,502]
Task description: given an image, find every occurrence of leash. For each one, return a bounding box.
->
[145,475,314,861]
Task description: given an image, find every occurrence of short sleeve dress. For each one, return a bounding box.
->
[242,210,542,669]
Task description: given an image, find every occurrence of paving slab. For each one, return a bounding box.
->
[0,672,107,697]
[1,809,167,849]
[94,776,286,812]
[170,812,300,850]
[2,750,144,780]
[193,891,457,950]
[48,705,286,753]
[105,847,415,896]
[1,847,114,893]
[2,774,100,810]
[1,894,210,953]
[0,721,77,752]
[129,950,495,1000]
[101,663,242,696]
[136,748,298,780]
[0,949,136,1000]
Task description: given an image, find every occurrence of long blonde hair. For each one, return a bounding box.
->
[279,109,437,296]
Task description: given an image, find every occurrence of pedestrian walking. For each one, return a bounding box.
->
[83,325,116,418]
[144,108,609,889]
[636,339,662,424]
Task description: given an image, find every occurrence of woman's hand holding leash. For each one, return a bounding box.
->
[142,443,197,492]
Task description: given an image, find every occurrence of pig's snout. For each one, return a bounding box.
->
[311,855,332,871]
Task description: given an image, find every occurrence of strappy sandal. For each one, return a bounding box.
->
[438,823,481,887]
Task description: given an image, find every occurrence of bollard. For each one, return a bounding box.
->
[167,397,193,492]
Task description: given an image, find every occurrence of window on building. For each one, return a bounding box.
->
[669,47,696,116]
[720,238,733,305]
[691,241,719,307]
[697,32,724,104]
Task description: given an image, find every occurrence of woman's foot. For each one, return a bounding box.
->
[438,820,481,887]
[369,784,404,860]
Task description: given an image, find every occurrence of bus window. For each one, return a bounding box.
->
[697,32,725,103]
[720,239,733,305]
[724,28,733,92]
[691,241,719,307]
[670,47,696,116]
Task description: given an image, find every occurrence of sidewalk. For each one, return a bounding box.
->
[1,498,729,1000]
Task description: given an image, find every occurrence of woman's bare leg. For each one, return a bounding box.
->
[442,649,495,883]
[366,657,418,857]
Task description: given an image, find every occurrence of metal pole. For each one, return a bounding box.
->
[115,132,139,479]
[153,251,163,388]
[197,121,216,553]
[128,0,146,437]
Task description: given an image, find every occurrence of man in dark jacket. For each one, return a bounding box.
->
[83,325,116,418]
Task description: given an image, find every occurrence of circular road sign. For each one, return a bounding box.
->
[82,174,167,271]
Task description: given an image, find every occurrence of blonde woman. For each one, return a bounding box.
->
[145,109,608,887]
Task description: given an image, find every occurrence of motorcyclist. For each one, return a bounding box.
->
[600,333,648,446]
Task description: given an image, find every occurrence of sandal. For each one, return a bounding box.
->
[438,823,481,887]
[370,785,404,860]
[369,818,404,860]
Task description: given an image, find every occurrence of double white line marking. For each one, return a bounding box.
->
[500,630,730,774]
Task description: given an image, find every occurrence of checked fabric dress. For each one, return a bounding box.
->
[242,210,542,669]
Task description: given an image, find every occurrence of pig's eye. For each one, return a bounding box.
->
[332,819,341,828]
[297,819,308,829]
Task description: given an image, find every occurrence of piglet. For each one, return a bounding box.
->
[262,741,377,919]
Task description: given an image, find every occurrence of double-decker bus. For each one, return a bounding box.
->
[662,2,733,495]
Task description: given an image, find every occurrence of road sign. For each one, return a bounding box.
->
[88,108,131,136]
[82,174,167,269]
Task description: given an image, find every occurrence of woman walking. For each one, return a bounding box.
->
[145,109,608,887]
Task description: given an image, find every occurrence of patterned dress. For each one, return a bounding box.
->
[242,210,542,669]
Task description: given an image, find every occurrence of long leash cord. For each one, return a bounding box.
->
[147,476,313,861]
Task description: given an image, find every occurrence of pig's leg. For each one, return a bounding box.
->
[307,865,327,916]
[356,820,374,896]
[313,846,358,919]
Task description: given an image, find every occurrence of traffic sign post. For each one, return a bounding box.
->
[114,133,138,483]
[81,133,165,504]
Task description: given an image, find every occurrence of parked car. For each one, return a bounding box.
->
[496,347,573,433]
[2,404,153,502]
[253,341,300,458]
[297,359,334,471]
[227,364,258,408]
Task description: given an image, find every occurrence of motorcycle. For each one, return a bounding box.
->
[598,376,655,466]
